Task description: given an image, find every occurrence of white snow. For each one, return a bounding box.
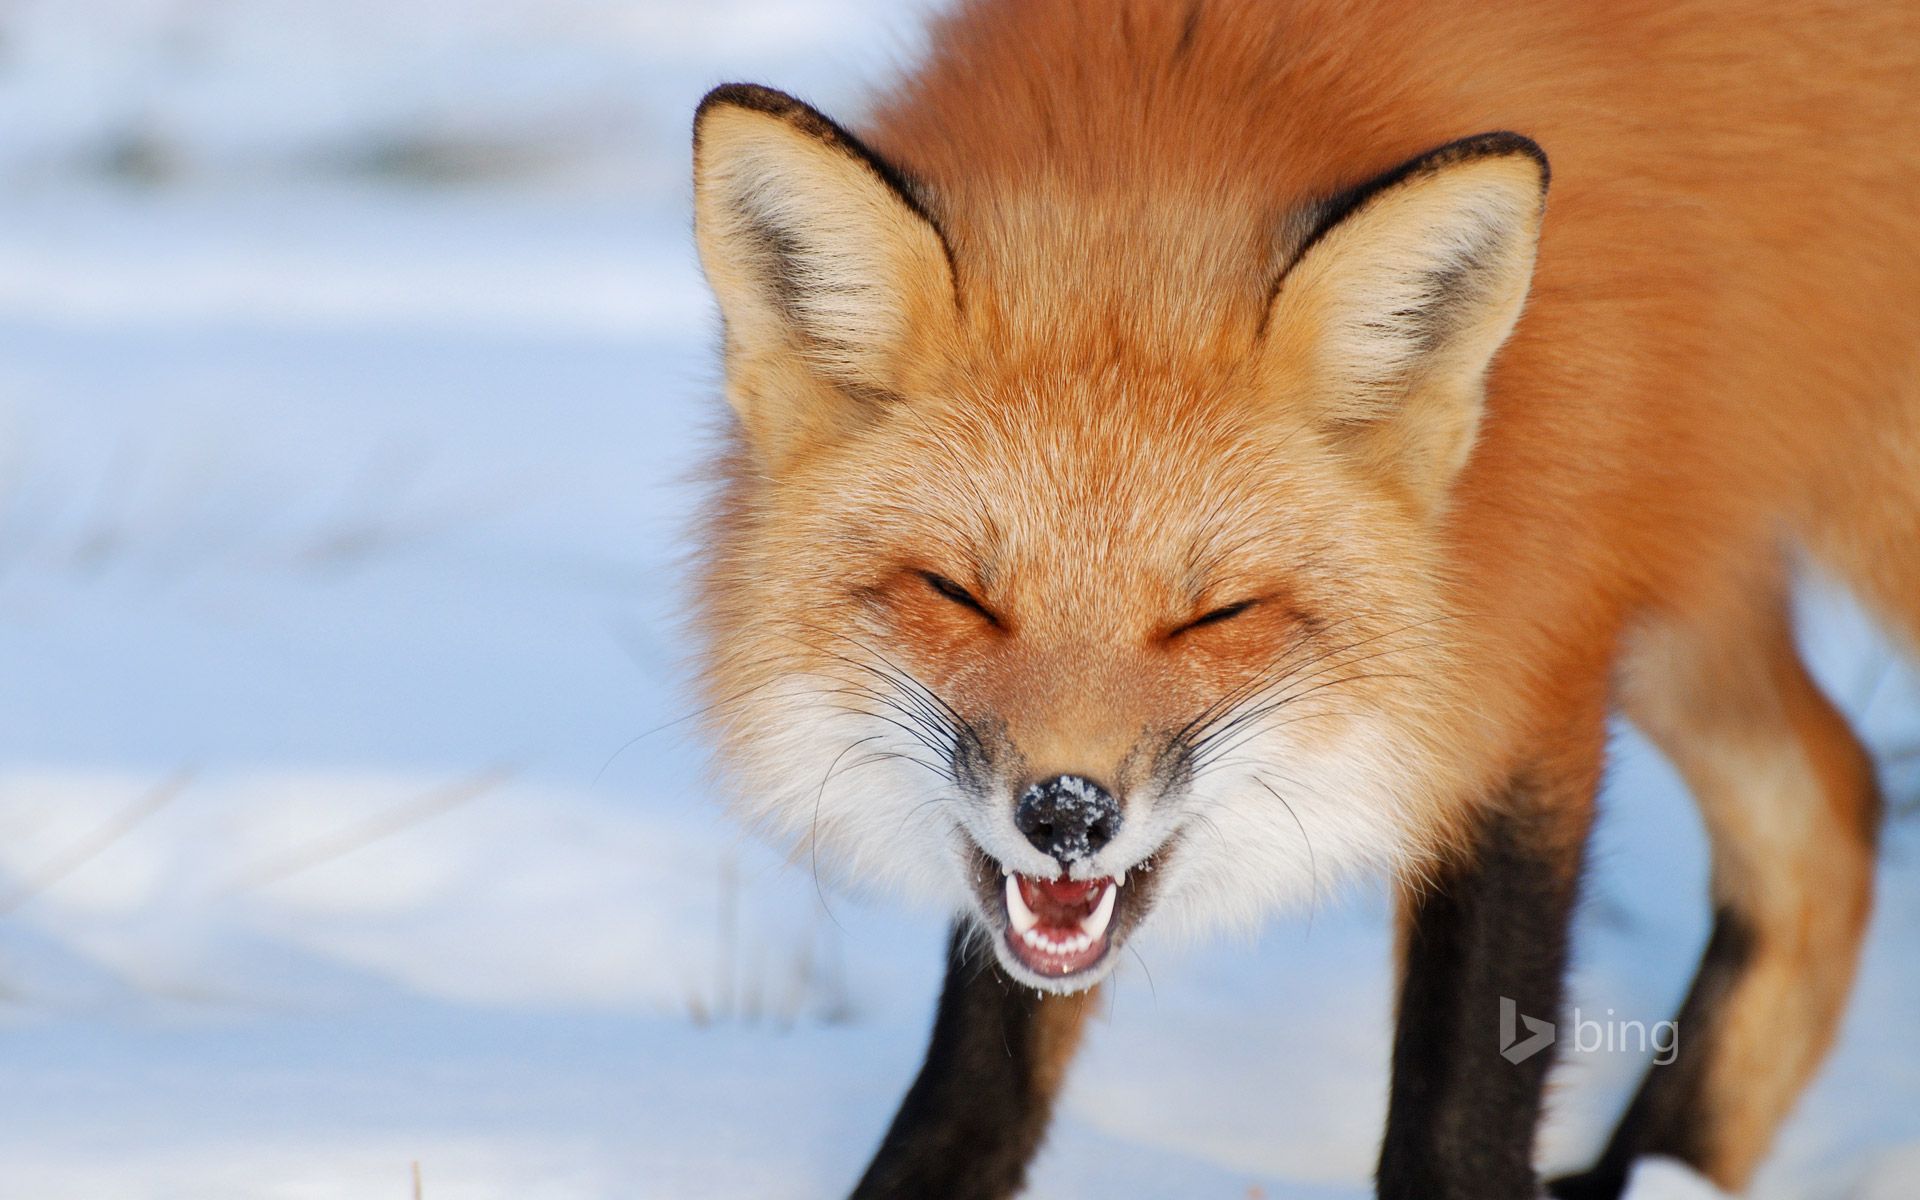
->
[0,2,1916,1197]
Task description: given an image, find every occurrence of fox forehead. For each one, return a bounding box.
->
[943,194,1282,363]
[776,374,1355,611]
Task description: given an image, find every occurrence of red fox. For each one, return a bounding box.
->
[688,0,1920,1195]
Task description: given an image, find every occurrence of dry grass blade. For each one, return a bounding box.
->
[223,764,514,894]
[0,767,195,917]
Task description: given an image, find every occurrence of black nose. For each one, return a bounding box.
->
[1014,775,1122,864]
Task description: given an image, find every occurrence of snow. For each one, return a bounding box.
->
[0,3,1916,1197]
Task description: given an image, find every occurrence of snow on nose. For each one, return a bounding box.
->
[1014,774,1121,864]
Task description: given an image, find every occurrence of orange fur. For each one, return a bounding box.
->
[849,0,1920,761]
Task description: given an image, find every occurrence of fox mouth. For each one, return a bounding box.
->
[969,846,1166,988]
[1002,872,1121,976]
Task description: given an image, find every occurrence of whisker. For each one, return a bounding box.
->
[1194,670,1420,767]
[1125,941,1158,1007]
[1256,776,1318,939]
[808,734,886,927]
[1180,615,1450,751]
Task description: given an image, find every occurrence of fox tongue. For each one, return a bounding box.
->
[1020,875,1098,910]
[1015,875,1104,932]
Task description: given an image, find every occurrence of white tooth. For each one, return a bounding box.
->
[1116,871,1127,889]
[1006,875,1039,935]
[1001,862,1014,878]
[1080,882,1118,941]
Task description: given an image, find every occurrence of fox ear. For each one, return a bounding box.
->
[1262,134,1548,512]
[693,84,959,464]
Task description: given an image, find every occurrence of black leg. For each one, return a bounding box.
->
[1546,907,1758,1200]
[1377,773,1594,1200]
[850,922,1094,1200]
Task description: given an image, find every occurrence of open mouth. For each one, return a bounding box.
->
[966,839,1172,989]
[1001,872,1121,977]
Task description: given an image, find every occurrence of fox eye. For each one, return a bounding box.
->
[921,571,1000,626]
[1171,600,1256,638]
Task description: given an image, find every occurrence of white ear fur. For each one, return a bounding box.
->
[693,85,958,461]
[1263,135,1548,510]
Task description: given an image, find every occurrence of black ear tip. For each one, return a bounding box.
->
[1461,131,1550,191]
[697,82,805,122]
[693,82,848,154]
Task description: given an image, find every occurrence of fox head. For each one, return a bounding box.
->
[690,84,1546,991]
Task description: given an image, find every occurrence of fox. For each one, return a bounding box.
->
[686,0,1920,1196]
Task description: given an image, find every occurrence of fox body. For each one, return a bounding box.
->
[689,0,1920,1196]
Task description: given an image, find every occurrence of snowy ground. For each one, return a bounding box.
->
[0,4,1916,1198]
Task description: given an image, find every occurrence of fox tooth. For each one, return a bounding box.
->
[1006,874,1039,935]
[1081,882,1118,941]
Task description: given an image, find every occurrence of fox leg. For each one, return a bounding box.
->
[1377,729,1603,1200]
[850,921,1096,1200]
[1550,586,1880,1198]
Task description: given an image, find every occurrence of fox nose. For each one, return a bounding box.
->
[1014,774,1122,865]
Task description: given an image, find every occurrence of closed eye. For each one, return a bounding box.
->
[921,571,1001,626]
[1170,600,1256,638]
